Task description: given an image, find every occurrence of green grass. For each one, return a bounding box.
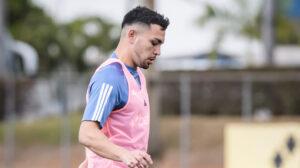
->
[0,113,82,146]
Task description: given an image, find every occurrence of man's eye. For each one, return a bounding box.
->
[151,41,158,46]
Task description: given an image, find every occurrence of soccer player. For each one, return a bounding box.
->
[78,6,169,168]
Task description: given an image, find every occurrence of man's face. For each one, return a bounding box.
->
[131,24,165,69]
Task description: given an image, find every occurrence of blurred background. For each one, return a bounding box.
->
[0,0,300,167]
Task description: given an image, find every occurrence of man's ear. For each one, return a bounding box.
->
[128,29,137,44]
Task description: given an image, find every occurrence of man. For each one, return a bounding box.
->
[78,6,169,168]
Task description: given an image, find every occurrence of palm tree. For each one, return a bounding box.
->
[195,0,263,67]
[194,0,300,67]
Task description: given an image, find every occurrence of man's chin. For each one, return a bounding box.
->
[141,66,149,69]
[140,63,150,69]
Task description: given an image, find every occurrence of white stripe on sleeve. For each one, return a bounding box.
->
[92,83,114,121]
[94,84,110,120]
[96,85,113,121]
[92,83,106,120]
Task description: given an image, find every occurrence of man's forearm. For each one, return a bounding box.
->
[78,121,127,162]
[78,121,153,168]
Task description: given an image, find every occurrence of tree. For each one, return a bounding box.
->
[193,0,300,66]
[50,17,119,71]
[275,0,300,45]
[7,0,119,73]
[195,0,262,66]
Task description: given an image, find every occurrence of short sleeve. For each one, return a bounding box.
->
[82,63,125,127]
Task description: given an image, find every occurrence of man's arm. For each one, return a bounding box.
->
[78,121,153,168]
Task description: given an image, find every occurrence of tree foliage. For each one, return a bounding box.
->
[7,0,119,73]
[275,0,300,44]
[197,0,300,45]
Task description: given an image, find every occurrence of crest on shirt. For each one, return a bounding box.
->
[131,90,138,96]
[144,99,147,106]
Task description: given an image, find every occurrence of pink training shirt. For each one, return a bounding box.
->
[81,58,150,168]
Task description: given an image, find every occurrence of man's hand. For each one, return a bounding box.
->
[120,150,153,168]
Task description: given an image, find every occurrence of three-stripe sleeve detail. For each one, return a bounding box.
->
[92,83,113,121]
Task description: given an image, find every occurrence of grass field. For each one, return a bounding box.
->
[0,114,81,146]
[0,114,300,168]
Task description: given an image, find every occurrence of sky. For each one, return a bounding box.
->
[32,0,264,63]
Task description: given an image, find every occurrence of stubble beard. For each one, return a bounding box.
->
[133,52,150,69]
[140,60,150,69]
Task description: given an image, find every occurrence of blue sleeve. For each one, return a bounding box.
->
[82,63,125,127]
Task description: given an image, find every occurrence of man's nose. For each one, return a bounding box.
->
[154,46,161,56]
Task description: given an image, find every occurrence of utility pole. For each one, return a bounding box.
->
[126,0,154,11]
[136,0,164,160]
[144,0,154,9]
[0,0,6,77]
[1,1,16,168]
[262,0,275,66]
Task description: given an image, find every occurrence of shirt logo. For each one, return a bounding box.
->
[131,90,138,96]
[144,99,147,106]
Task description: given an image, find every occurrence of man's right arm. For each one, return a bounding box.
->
[78,121,153,168]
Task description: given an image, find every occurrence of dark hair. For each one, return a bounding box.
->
[121,6,169,30]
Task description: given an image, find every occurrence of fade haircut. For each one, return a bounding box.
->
[121,6,169,31]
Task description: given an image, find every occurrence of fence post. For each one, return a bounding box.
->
[180,74,191,168]
[57,66,70,168]
[242,75,252,122]
[4,70,16,168]
[148,72,162,157]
